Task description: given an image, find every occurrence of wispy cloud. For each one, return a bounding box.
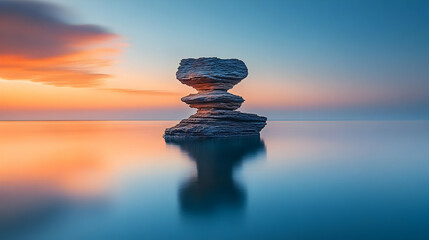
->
[0,0,120,87]
[100,88,179,96]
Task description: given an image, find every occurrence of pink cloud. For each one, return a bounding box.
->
[0,0,120,87]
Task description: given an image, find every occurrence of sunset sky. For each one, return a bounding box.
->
[0,0,428,120]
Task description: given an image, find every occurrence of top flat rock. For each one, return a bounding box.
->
[176,57,248,91]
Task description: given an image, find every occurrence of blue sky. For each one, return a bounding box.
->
[1,0,428,120]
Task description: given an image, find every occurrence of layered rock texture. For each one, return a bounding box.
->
[164,57,267,139]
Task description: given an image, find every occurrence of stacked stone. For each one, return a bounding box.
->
[164,57,267,139]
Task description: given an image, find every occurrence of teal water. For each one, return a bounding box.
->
[0,121,428,240]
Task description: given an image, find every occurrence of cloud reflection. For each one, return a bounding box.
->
[0,121,172,238]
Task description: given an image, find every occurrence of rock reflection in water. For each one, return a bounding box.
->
[166,136,266,216]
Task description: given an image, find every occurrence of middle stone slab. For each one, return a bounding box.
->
[181,90,245,110]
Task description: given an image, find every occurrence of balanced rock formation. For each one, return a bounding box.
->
[164,57,267,139]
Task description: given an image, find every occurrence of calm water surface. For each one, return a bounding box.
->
[0,121,428,240]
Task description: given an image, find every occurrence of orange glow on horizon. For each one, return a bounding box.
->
[1,77,404,113]
[0,80,183,110]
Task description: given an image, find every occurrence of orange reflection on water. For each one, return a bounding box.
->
[0,121,179,198]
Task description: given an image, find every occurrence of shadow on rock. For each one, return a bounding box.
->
[166,136,266,217]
